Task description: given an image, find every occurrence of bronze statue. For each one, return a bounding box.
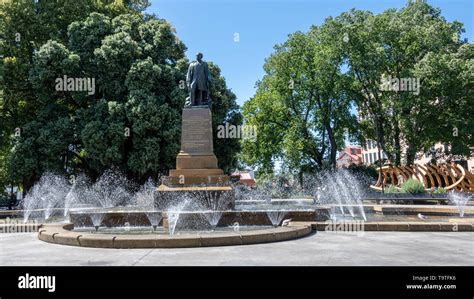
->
[186,52,211,106]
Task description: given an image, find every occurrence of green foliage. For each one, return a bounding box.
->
[0,1,241,191]
[242,23,357,177]
[432,187,447,194]
[401,178,425,194]
[209,63,243,174]
[0,195,10,207]
[242,1,472,177]
[385,184,399,194]
[338,1,472,165]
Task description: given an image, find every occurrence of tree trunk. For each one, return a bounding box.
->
[374,114,390,163]
[405,141,417,166]
[325,123,337,169]
[22,175,37,197]
[393,119,401,166]
[298,169,304,186]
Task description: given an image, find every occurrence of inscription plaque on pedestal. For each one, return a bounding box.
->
[175,108,219,170]
[180,108,214,154]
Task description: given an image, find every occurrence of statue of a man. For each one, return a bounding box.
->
[186,52,211,106]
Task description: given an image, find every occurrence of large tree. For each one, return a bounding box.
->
[338,0,471,165]
[242,0,472,177]
[1,1,242,193]
[0,0,120,192]
[209,63,243,174]
[242,23,357,179]
[412,43,473,159]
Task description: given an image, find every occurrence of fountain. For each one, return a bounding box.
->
[27,103,357,248]
[203,211,223,229]
[27,166,474,249]
[145,212,162,231]
[448,191,472,217]
[22,173,70,223]
[90,212,105,232]
[64,174,89,219]
[134,179,158,210]
[86,170,132,209]
[166,211,180,236]
[306,170,367,221]
[266,211,288,227]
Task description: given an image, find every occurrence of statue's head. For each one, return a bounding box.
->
[196,52,203,62]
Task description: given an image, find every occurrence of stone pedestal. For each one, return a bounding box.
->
[156,107,234,209]
[164,107,229,186]
[176,108,216,166]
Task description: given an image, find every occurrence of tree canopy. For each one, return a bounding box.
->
[242,24,357,178]
[0,0,242,193]
[338,1,472,165]
[242,0,472,178]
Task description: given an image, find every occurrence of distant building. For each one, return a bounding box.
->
[230,170,256,187]
[3,186,22,200]
[361,140,388,165]
[336,146,363,168]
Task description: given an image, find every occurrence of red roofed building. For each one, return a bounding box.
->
[230,170,256,187]
[336,146,363,168]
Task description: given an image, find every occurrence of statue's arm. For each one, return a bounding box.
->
[186,64,193,88]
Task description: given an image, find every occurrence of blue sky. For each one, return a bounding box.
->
[149,0,473,107]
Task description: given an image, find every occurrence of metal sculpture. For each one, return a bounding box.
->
[370,163,474,193]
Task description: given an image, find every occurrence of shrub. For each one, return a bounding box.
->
[432,187,447,194]
[401,178,425,194]
[385,185,398,193]
[0,196,8,206]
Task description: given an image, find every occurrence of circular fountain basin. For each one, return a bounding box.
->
[68,208,330,228]
[38,223,313,248]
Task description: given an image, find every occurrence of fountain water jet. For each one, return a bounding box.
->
[167,212,180,236]
[266,210,288,227]
[145,212,162,231]
[22,173,70,223]
[90,213,105,232]
[448,191,472,217]
[203,211,223,229]
[134,179,157,210]
[305,170,367,221]
[166,198,191,236]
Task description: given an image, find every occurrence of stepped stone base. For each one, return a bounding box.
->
[166,168,228,186]
[156,106,234,209]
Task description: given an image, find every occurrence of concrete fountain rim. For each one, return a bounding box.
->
[37,223,313,249]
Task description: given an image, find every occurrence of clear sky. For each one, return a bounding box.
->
[149,0,473,107]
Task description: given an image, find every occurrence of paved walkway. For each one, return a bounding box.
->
[1,231,473,266]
